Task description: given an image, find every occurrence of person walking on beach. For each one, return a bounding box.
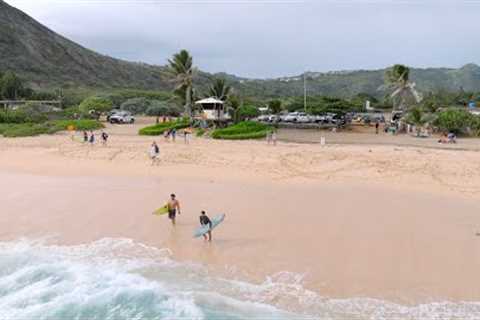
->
[183,128,191,144]
[167,194,181,226]
[89,131,95,145]
[272,130,277,146]
[150,141,160,165]
[375,121,380,134]
[171,128,177,142]
[101,131,109,146]
[83,131,88,143]
[199,210,212,242]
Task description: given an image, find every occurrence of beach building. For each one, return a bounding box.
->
[194,97,231,121]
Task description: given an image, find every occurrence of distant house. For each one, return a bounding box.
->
[194,97,231,121]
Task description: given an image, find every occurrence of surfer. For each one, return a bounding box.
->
[167,194,181,225]
[199,210,212,242]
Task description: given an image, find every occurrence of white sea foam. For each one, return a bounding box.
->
[0,238,479,320]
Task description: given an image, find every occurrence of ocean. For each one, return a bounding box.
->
[1,238,479,320]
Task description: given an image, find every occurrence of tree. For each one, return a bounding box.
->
[208,78,232,101]
[237,105,260,122]
[434,108,473,134]
[405,106,427,135]
[120,97,150,114]
[79,96,113,114]
[146,100,182,123]
[268,99,282,114]
[145,101,170,123]
[1,71,24,100]
[227,95,241,123]
[384,64,422,110]
[167,50,195,117]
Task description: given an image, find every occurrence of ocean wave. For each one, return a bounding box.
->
[0,238,479,320]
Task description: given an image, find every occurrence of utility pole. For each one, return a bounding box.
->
[303,72,307,113]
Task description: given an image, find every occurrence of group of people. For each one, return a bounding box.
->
[83,130,109,146]
[166,193,213,242]
[164,127,193,144]
[438,132,457,144]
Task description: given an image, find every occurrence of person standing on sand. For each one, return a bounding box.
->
[199,210,212,242]
[171,128,177,142]
[150,141,160,165]
[89,131,95,145]
[101,131,109,146]
[375,121,380,134]
[83,131,88,143]
[167,194,181,225]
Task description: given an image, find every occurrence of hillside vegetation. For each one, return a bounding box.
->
[1,0,480,99]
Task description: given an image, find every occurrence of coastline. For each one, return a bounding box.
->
[1,123,480,306]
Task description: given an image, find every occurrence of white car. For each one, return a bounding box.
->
[109,111,135,124]
[296,114,312,123]
[283,112,307,122]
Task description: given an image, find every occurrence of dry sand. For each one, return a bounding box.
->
[1,119,480,304]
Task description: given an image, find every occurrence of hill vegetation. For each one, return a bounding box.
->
[1,0,480,100]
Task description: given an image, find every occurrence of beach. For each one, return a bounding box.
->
[1,119,480,317]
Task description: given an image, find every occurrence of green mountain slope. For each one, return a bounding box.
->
[1,0,479,98]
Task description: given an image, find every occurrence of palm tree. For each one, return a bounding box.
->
[384,64,422,110]
[167,50,195,117]
[208,78,232,101]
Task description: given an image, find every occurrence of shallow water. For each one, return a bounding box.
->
[1,238,479,320]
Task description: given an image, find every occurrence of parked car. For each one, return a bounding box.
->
[109,111,135,124]
[283,112,307,122]
[106,109,121,121]
[256,114,270,122]
[296,114,312,123]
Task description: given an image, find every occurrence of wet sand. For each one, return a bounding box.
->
[1,120,480,304]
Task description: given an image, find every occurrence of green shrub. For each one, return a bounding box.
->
[79,96,114,114]
[0,120,103,137]
[120,97,150,114]
[236,105,260,122]
[196,128,206,137]
[211,121,271,140]
[138,119,190,136]
[434,108,473,134]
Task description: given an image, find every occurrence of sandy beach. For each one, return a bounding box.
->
[1,119,480,306]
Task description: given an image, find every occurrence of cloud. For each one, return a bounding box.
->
[5,0,480,78]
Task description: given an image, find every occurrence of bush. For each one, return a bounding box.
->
[0,120,103,137]
[196,128,206,137]
[236,105,260,122]
[211,121,271,140]
[138,119,190,136]
[434,108,473,134]
[120,97,150,114]
[79,96,114,114]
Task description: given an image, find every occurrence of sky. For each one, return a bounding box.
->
[4,0,480,78]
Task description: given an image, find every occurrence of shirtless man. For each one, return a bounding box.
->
[167,194,181,225]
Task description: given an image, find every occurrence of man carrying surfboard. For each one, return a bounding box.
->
[167,194,181,225]
[199,211,212,242]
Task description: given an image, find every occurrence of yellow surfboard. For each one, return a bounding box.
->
[152,204,169,216]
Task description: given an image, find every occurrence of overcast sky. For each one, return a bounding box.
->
[5,0,480,78]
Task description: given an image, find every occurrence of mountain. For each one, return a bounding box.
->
[0,0,173,90]
[1,0,480,98]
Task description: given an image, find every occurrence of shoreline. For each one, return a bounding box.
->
[1,123,480,305]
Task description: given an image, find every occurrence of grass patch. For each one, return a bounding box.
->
[0,120,103,137]
[139,119,190,136]
[195,128,206,137]
[211,121,272,140]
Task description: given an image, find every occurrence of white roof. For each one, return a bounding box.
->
[195,97,224,105]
